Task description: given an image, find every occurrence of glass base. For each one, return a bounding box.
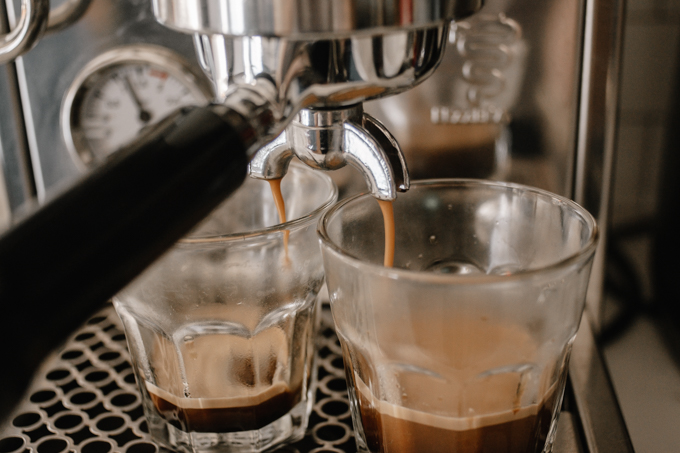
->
[146,399,311,453]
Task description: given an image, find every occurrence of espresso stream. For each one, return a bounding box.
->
[268,178,290,262]
[269,177,395,268]
[377,200,395,268]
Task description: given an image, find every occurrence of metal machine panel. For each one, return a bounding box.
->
[7,0,206,200]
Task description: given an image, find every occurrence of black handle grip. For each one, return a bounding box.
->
[0,104,251,417]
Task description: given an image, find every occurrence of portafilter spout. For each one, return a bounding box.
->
[249,104,409,200]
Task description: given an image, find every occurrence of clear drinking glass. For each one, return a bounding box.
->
[318,180,598,453]
[113,163,337,453]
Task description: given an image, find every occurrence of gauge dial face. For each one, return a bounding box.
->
[80,64,204,155]
[63,46,211,169]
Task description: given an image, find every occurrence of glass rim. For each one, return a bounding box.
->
[317,178,599,282]
[180,164,338,244]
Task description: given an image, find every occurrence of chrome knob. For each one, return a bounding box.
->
[0,0,49,64]
[0,0,93,64]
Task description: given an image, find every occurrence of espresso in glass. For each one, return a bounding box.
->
[340,313,559,453]
[319,180,598,453]
[143,322,308,434]
[114,164,337,452]
[354,383,556,453]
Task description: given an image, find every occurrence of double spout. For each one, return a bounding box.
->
[189,23,450,201]
[248,104,410,200]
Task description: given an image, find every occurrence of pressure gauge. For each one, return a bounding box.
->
[62,45,212,170]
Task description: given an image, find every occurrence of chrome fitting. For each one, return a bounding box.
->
[249,104,409,201]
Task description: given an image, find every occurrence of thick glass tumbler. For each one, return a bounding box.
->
[113,164,337,453]
[318,180,598,453]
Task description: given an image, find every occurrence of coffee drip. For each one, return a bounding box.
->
[378,200,396,268]
[268,175,396,269]
[268,179,290,264]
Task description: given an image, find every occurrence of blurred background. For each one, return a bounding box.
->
[598,0,680,451]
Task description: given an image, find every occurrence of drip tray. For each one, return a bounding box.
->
[0,303,586,453]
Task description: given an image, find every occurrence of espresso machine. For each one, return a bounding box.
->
[1,0,619,322]
[0,0,481,408]
[0,0,632,452]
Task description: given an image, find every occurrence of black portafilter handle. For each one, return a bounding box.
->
[0,104,255,419]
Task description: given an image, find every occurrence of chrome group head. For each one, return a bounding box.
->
[156,0,483,199]
[1,1,483,200]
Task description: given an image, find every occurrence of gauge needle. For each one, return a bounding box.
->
[123,76,152,123]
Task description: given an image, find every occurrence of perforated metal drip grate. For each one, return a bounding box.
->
[0,303,355,453]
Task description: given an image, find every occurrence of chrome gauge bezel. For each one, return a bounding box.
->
[61,44,212,171]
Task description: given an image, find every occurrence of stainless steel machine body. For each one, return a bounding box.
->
[1,0,205,212]
[0,0,482,209]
